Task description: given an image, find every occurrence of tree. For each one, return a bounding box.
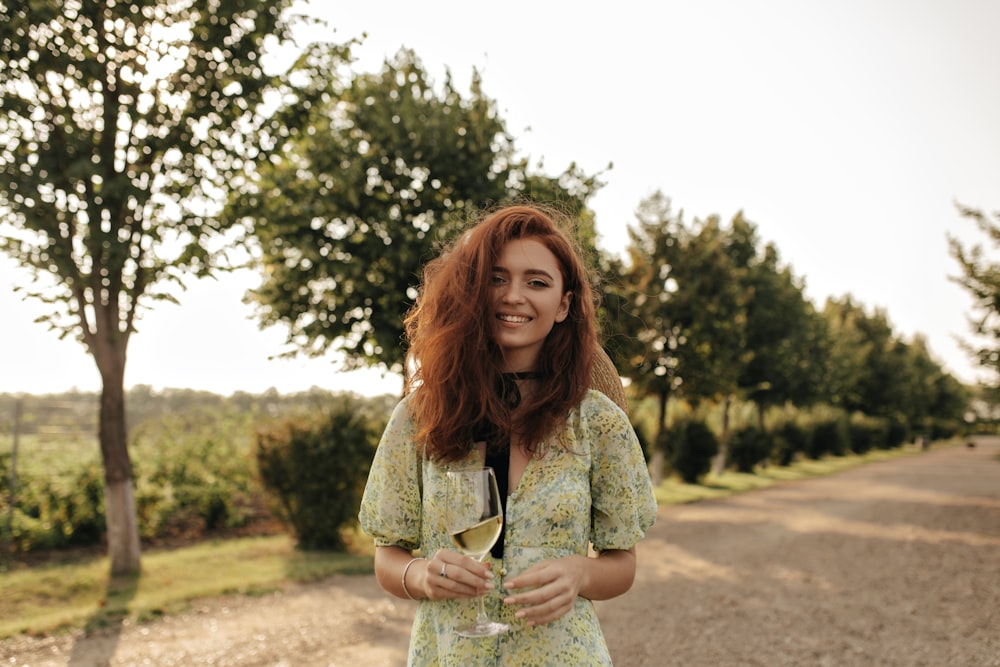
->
[738,241,828,428]
[612,194,749,477]
[0,0,312,573]
[613,193,687,464]
[235,49,602,376]
[948,203,1000,391]
[819,297,966,432]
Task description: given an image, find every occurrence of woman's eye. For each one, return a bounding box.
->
[491,274,506,285]
[528,279,550,288]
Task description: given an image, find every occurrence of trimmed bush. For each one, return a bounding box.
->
[256,405,376,551]
[665,419,719,484]
[926,417,962,441]
[807,414,849,459]
[885,414,910,448]
[728,426,772,473]
[848,413,888,454]
[771,419,809,467]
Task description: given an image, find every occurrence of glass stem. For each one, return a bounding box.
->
[475,595,489,625]
[474,554,489,625]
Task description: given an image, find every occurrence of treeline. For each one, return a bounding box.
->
[603,194,969,478]
[0,365,969,562]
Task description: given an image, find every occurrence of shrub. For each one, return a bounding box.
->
[665,419,719,484]
[728,426,772,473]
[807,413,849,459]
[771,419,809,467]
[256,405,376,551]
[132,413,262,541]
[926,417,962,441]
[848,413,888,454]
[0,463,106,553]
[885,414,910,448]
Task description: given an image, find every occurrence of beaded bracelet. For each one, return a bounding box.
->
[401,557,426,600]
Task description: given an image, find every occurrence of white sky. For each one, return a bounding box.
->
[2,0,999,396]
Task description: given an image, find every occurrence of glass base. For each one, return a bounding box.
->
[455,620,510,638]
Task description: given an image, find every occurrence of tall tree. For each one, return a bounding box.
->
[739,241,828,428]
[235,49,601,376]
[612,194,747,476]
[614,193,687,457]
[948,203,1000,391]
[676,212,753,475]
[0,0,312,573]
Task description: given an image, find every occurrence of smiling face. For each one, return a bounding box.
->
[490,237,573,372]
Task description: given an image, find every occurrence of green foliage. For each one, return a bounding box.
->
[617,194,750,404]
[0,389,391,555]
[728,426,773,473]
[922,417,963,441]
[237,48,602,374]
[739,241,829,410]
[885,413,911,448]
[771,418,810,467]
[847,412,889,454]
[807,410,849,459]
[256,404,377,551]
[131,408,263,540]
[1,0,315,573]
[0,459,105,552]
[663,419,719,484]
[948,204,1000,388]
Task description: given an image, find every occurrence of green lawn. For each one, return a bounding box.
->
[0,534,374,640]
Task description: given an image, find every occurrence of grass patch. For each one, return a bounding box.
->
[0,534,373,640]
[653,441,933,506]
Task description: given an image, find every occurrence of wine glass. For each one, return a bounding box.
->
[445,467,510,637]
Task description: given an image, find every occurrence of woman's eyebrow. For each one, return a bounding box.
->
[492,266,555,281]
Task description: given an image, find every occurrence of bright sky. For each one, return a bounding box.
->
[2,0,999,397]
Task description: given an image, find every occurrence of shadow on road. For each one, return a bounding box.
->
[67,572,139,667]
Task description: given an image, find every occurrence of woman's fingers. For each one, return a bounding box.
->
[503,558,583,625]
[424,549,494,600]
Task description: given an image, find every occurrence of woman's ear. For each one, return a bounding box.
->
[555,292,572,323]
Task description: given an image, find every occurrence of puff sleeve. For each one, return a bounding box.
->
[583,392,657,551]
[358,397,424,551]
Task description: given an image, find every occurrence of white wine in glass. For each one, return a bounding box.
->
[446,467,509,637]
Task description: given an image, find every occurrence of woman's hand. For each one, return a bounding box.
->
[502,548,638,626]
[501,555,589,626]
[419,549,494,601]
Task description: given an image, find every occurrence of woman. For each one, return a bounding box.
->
[359,203,657,665]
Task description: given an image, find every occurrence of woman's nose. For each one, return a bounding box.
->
[501,283,524,303]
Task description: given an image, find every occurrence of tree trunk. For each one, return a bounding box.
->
[649,390,669,486]
[98,367,141,575]
[711,394,732,477]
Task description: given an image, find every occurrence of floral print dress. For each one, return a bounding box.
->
[359,390,658,667]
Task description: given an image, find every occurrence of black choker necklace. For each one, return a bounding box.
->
[503,371,543,381]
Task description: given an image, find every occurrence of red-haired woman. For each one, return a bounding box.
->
[360,203,657,665]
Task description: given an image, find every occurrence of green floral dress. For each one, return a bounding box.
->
[359,390,658,667]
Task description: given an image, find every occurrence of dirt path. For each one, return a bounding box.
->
[3,439,998,666]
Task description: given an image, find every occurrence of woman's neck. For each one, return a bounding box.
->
[503,371,542,380]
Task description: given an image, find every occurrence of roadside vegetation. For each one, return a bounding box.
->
[0,385,963,640]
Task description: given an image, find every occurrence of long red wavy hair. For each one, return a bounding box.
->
[403,204,599,462]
